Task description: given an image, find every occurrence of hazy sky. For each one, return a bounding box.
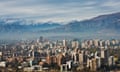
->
[0,0,120,23]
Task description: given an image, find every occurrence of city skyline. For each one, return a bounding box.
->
[0,0,120,72]
[0,37,120,72]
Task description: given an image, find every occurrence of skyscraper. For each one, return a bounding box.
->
[63,39,67,47]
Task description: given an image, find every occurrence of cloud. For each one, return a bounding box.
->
[102,0,120,7]
[0,0,120,23]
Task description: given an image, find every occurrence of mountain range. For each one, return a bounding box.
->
[45,12,120,33]
[0,12,120,40]
[0,18,61,32]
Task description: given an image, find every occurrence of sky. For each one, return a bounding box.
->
[0,0,120,23]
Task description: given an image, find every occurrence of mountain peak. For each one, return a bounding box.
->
[92,12,120,21]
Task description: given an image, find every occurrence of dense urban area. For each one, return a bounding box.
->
[0,37,120,72]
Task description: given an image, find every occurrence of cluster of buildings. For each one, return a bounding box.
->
[0,37,120,72]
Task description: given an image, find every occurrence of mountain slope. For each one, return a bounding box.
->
[0,12,120,33]
[0,18,61,32]
[47,12,120,33]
